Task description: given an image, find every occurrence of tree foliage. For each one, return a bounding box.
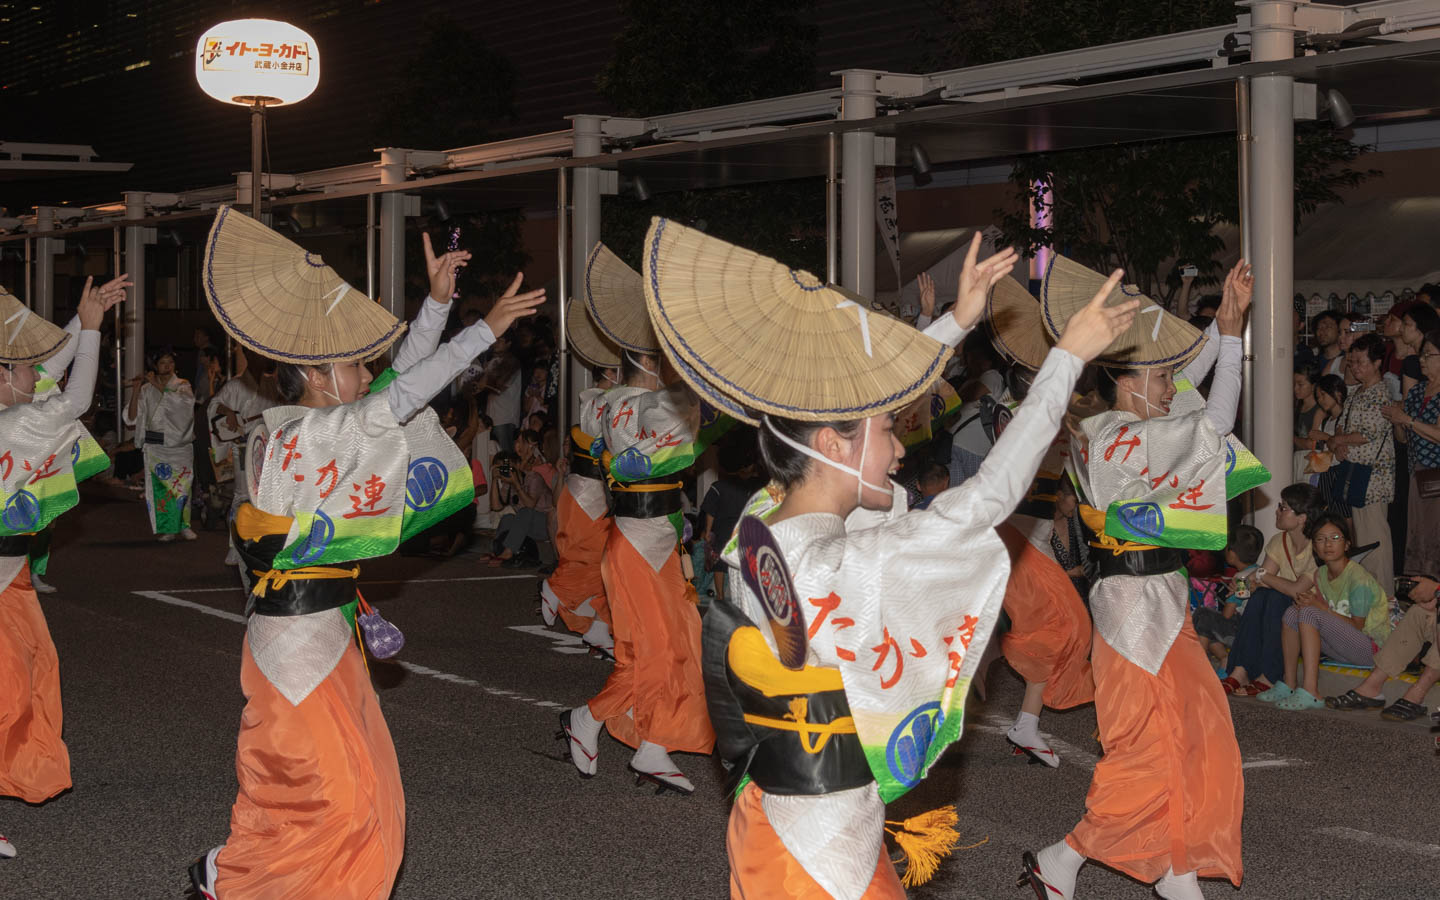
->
[925,0,1378,307]
[597,0,827,274]
[372,16,517,150]
[375,17,527,303]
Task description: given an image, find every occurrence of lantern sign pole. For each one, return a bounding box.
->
[195,19,320,223]
[250,100,266,217]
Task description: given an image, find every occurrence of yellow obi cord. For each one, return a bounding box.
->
[250,564,361,597]
[728,627,853,755]
[740,697,856,755]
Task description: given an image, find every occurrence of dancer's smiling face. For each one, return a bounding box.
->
[1114,367,1176,419]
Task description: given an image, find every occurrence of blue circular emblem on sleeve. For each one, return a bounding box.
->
[613,446,654,480]
[2,490,41,532]
[405,457,449,511]
[1225,442,1237,475]
[886,702,944,788]
[1116,501,1165,540]
[71,439,82,466]
[929,393,945,419]
[294,510,335,565]
[155,462,173,481]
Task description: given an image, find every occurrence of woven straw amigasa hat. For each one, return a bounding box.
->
[1041,254,1206,370]
[986,275,1051,371]
[642,216,952,424]
[584,242,660,355]
[1,286,70,366]
[203,206,406,365]
[565,296,621,368]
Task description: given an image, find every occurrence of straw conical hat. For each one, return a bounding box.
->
[203,206,405,364]
[584,242,659,354]
[0,286,70,366]
[643,217,952,422]
[658,328,756,424]
[1041,254,1205,369]
[986,276,1051,371]
[565,297,621,369]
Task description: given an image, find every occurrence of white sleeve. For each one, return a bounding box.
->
[390,296,448,373]
[1202,336,1244,435]
[931,347,1083,527]
[386,318,496,424]
[48,330,101,420]
[922,312,969,349]
[41,316,83,377]
[915,313,934,330]
[1179,321,1221,386]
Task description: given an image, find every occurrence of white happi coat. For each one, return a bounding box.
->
[241,296,494,705]
[567,385,614,521]
[0,327,101,589]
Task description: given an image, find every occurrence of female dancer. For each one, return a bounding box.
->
[125,347,197,541]
[640,219,1134,897]
[1023,258,1257,900]
[559,243,728,794]
[1,276,130,857]
[190,207,542,898]
[540,297,621,652]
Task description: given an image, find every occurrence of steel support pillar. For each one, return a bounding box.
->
[1247,2,1299,534]
[122,192,151,435]
[33,207,58,319]
[839,70,879,299]
[377,148,410,321]
[569,115,604,425]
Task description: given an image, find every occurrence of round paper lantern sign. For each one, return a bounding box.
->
[195,19,320,106]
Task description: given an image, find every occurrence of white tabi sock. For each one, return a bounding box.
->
[583,619,613,651]
[1154,868,1204,900]
[563,704,602,776]
[629,741,694,793]
[1008,710,1058,767]
[1032,839,1085,899]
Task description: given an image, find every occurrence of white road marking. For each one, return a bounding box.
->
[1241,758,1307,770]
[134,590,246,624]
[157,574,536,594]
[1314,826,1440,859]
[509,624,592,655]
[132,590,573,714]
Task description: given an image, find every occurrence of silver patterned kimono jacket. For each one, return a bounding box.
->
[721,318,1085,899]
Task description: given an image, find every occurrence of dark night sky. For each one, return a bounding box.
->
[3,0,943,213]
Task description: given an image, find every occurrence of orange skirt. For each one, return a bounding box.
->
[549,484,612,636]
[215,635,405,898]
[727,783,904,899]
[1067,618,1243,886]
[996,523,1094,709]
[0,562,71,803]
[588,529,713,754]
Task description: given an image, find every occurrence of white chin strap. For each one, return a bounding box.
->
[762,415,892,504]
[626,352,659,379]
[1126,369,1169,419]
[1,365,32,404]
[321,363,344,405]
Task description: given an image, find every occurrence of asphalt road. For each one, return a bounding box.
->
[2,491,1437,899]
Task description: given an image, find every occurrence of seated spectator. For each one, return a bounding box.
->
[486,430,555,568]
[912,461,950,511]
[1225,483,1323,696]
[1325,576,1440,721]
[1194,525,1264,674]
[1267,514,1394,710]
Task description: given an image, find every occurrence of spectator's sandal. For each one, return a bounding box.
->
[1236,680,1271,698]
[1324,689,1385,711]
[1380,698,1428,721]
[1255,681,1293,702]
[1276,687,1325,711]
[1220,677,1242,695]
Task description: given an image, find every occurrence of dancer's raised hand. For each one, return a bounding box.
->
[422,231,471,305]
[1055,269,1140,363]
[1215,260,1253,338]
[951,232,1019,329]
[917,272,936,320]
[78,274,133,330]
[483,273,546,338]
